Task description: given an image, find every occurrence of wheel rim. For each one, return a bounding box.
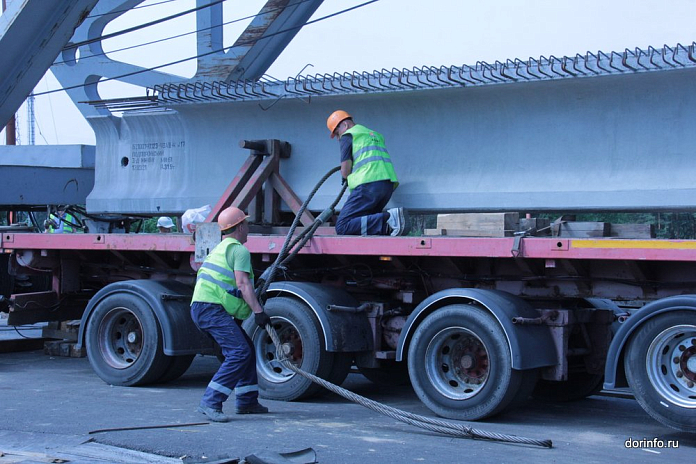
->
[96,306,144,369]
[425,326,490,400]
[254,316,303,383]
[646,323,696,409]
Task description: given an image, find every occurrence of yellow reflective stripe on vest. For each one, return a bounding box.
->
[344,124,398,190]
[191,237,252,319]
[201,262,235,279]
[352,152,393,171]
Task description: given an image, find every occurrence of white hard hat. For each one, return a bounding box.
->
[157,217,174,229]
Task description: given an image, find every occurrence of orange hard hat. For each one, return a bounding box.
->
[218,206,247,233]
[327,110,351,138]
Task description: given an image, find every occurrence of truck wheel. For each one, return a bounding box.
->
[86,293,168,386]
[625,311,696,432]
[243,297,334,401]
[407,304,524,420]
[157,355,195,383]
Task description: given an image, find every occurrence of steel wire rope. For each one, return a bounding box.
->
[265,327,552,448]
[254,166,553,448]
[255,165,345,299]
[32,0,381,97]
[54,0,315,65]
[64,0,226,50]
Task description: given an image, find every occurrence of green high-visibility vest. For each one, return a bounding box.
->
[48,213,76,233]
[191,237,254,319]
[344,124,399,191]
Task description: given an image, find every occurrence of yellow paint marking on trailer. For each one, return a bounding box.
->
[572,239,696,250]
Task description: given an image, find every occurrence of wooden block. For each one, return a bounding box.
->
[610,223,655,239]
[43,340,86,358]
[436,213,519,237]
[424,229,445,236]
[556,222,610,238]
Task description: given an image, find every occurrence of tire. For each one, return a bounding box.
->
[360,361,411,386]
[625,311,696,432]
[86,293,168,386]
[510,368,539,408]
[407,304,525,421]
[157,355,195,383]
[242,297,334,401]
[532,372,604,402]
[326,352,353,387]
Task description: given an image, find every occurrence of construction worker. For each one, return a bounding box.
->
[45,206,77,233]
[157,216,175,233]
[327,110,408,236]
[190,206,270,422]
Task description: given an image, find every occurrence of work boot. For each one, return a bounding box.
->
[197,405,232,422]
[235,402,269,414]
[386,208,410,236]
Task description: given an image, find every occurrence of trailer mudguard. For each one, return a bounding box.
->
[77,279,216,356]
[603,295,696,389]
[266,281,373,352]
[396,288,557,370]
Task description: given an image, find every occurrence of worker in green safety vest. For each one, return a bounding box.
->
[327,110,409,236]
[45,206,77,233]
[190,206,271,422]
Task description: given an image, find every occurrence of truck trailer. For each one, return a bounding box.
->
[1,0,695,434]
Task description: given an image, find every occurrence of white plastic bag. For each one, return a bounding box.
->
[181,205,211,234]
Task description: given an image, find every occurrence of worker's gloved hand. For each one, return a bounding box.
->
[254,311,271,329]
[341,177,347,186]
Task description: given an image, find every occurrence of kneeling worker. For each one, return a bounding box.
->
[190,206,271,422]
[327,110,408,236]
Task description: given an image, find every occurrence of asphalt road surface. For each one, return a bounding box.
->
[0,348,694,464]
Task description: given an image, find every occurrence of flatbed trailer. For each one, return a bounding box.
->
[1,0,695,436]
[2,227,695,433]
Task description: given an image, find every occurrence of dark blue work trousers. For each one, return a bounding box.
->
[190,302,258,410]
[335,180,393,235]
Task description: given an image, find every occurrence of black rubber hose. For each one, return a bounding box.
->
[255,167,345,299]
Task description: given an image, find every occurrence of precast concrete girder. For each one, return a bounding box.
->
[0,145,95,205]
[85,55,696,214]
[0,0,99,129]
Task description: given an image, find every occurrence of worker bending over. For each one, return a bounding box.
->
[45,206,78,233]
[190,206,271,422]
[327,110,408,236]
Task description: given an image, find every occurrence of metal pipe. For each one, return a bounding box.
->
[326,303,371,313]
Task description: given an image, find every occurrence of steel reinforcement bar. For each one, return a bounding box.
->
[147,42,696,107]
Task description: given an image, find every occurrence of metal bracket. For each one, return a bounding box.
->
[511,230,530,257]
[206,138,316,228]
[194,222,222,263]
